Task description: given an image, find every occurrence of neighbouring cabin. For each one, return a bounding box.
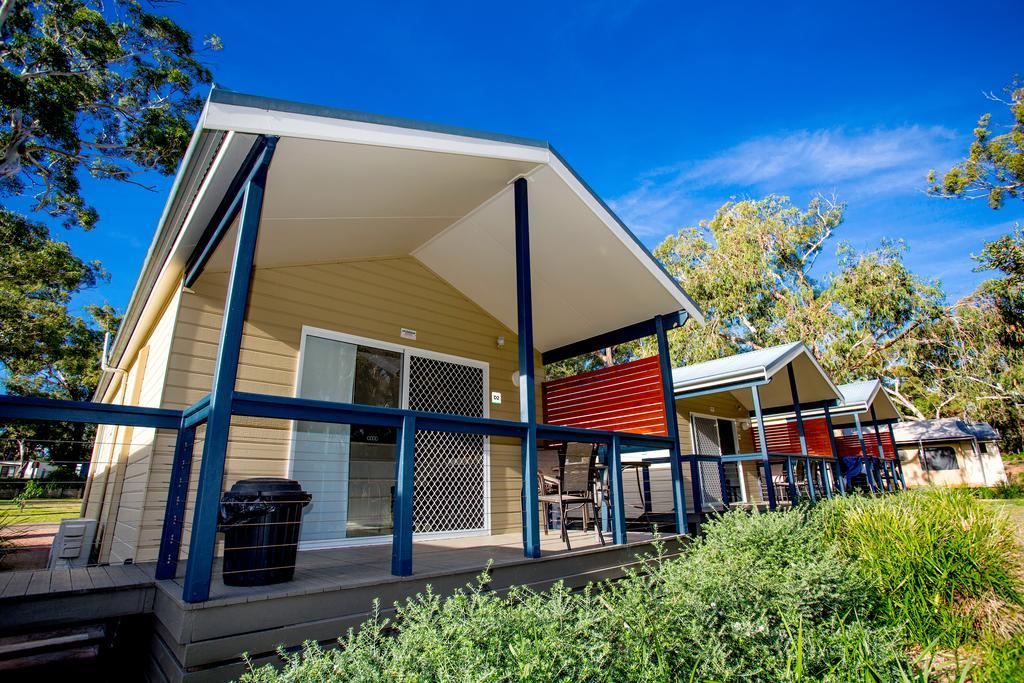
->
[542,343,905,515]
[892,418,1007,488]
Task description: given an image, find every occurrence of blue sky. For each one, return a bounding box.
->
[62,0,1023,315]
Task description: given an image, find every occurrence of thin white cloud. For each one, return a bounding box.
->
[611,125,959,236]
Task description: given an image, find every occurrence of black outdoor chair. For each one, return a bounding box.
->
[538,442,605,549]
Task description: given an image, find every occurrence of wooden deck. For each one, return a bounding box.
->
[163,529,636,607]
[1,531,685,682]
[0,562,155,633]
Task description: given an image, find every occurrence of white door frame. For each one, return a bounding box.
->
[290,325,490,549]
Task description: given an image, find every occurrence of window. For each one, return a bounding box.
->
[978,442,989,454]
[922,446,959,470]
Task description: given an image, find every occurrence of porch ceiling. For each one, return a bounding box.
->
[195,112,699,353]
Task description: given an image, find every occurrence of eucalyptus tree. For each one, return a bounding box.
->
[651,196,946,397]
[929,77,1023,208]
[0,0,217,228]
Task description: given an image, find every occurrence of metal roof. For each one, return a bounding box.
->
[838,380,877,406]
[892,418,1000,443]
[670,342,843,410]
[95,87,704,400]
[671,342,805,392]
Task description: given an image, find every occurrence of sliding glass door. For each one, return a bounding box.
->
[291,329,487,548]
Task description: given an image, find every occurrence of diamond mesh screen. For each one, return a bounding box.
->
[407,355,486,534]
[692,416,725,507]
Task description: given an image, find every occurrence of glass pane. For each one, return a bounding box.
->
[294,336,357,544]
[346,345,402,538]
[293,336,402,544]
[924,447,959,470]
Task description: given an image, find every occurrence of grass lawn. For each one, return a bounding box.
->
[980,498,1024,545]
[0,498,82,525]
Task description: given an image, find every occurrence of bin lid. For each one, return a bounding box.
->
[227,477,306,497]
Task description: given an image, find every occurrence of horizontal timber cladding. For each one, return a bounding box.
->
[755,417,834,457]
[835,428,895,458]
[541,356,668,436]
[137,256,542,564]
[753,417,896,459]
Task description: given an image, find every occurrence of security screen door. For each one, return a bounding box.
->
[691,415,744,507]
[293,331,487,548]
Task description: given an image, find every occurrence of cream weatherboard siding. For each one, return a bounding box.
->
[130,256,539,563]
[898,440,1007,488]
[83,288,181,563]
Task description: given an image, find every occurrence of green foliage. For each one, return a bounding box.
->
[0,0,218,228]
[14,478,43,509]
[816,489,1024,648]
[0,208,120,468]
[929,77,1024,209]
[241,510,911,682]
[974,473,1024,500]
[972,632,1024,683]
[651,196,946,402]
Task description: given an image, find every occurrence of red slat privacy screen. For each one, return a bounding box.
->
[754,418,896,458]
[541,356,668,436]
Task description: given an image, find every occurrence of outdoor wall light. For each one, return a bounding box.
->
[496,336,505,349]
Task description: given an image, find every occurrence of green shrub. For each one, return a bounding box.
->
[980,473,1024,500]
[815,488,1024,648]
[241,511,909,682]
[14,479,43,509]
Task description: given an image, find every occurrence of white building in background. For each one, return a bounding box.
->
[892,419,1007,488]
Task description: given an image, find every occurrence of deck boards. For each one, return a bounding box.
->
[162,530,638,606]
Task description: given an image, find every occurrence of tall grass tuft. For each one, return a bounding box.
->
[815,488,1024,648]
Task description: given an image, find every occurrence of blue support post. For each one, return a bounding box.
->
[889,424,907,490]
[786,364,816,503]
[642,467,653,515]
[514,177,540,559]
[391,415,416,576]
[853,413,877,493]
[654,314,689,534]
[718,460,731,507]
[182,138,276,603]
[821,459,833,499]
[823,404,845,494]
[784,456,798,503]
[608,434,627,544]
[751,385,777,510]
[155,422,197,580]
[870,407,890,492]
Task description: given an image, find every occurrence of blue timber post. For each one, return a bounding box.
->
[853,413,877,493]
[391,415,416,575]
[182,138,277,603]
[823,404,845,494]
[608,434,627,544]
[784,456,798,504]
[869,408,891,492]
[654,314,689,534]
[786,364,816,503]
[888,423,907,490]
[156,421,196,579]
[514,177,541,559]
[751,385,777,510]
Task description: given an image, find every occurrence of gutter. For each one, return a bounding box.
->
[93,95,221,401]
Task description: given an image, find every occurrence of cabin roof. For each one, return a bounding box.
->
[97,87,703,399]
[891,418,999,443]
